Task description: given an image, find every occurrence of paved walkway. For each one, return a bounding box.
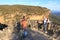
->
[12,28,51,40]
[31,28,58,40]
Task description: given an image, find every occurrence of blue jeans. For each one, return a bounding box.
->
[22,29,27,38]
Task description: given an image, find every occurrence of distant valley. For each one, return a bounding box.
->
[52,10,60,16]
[49,10,60,24]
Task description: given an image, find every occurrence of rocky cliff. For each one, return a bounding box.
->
[0,5,50,40]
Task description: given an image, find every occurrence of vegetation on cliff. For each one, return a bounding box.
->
[0,5,50,15]
[0,5,50,23]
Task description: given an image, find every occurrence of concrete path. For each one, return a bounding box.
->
[12,28,51,40]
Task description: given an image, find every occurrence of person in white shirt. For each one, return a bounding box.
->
[43,17,47,33]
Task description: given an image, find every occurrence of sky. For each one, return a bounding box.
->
[0,0,60,11]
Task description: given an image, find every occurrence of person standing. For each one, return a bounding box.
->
[43,17,47,33]
[21,16,28,38]
[37,20,42,30]
[47,18,50,31]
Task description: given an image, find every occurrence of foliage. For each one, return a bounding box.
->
[0,5,50,15]
[49,13,60,24]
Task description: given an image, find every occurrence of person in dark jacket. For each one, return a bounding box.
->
[37,20,42,30]
[16,21,22,33]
